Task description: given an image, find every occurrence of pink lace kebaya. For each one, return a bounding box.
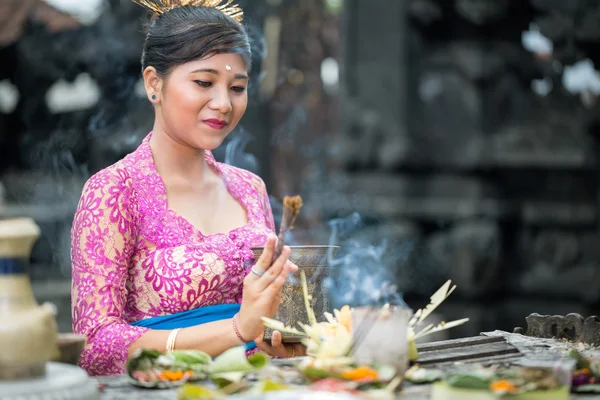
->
[71,133,274,376]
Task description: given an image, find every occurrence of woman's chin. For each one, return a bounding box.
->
[194,136,227,151]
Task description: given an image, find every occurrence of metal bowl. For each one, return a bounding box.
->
[251,245,339,343]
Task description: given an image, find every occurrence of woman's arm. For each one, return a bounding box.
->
[71,170,149,375]
[129,319,245,357]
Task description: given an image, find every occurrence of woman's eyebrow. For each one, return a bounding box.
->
[189,68,249,80]
[190,68,218,75]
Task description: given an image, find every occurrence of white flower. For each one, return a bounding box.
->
[562,59,600,95]
[522,24,553,55]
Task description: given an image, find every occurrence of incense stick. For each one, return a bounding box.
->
[272,195,303,262]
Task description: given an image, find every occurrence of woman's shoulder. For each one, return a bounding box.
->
[84,137,149,191]
[84,158,133,191]
[88,159,130,183]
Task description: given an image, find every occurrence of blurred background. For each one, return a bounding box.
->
[1,0,600,339]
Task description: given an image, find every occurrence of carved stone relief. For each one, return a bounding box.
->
[514,313,600,346]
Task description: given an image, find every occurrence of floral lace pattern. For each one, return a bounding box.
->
[71,133,275,376]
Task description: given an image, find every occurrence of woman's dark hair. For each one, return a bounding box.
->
[141,6,251,76]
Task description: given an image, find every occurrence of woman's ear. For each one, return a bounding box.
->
[143,66,162,103]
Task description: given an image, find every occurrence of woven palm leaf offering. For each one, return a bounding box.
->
[404,329,600,400]
[428,362,573,400]
[261,279,470,398]
[407,280,471,362]
[569,350,600,393]
[174,280,471,399]
[127,346,270,389]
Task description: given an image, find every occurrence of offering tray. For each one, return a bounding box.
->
[0,362,99,400]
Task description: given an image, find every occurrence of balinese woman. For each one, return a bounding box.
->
[71,0,304,376]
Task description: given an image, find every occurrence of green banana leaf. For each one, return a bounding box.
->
[208,346,269,375]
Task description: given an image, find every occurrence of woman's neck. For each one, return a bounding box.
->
[149,128,211,185]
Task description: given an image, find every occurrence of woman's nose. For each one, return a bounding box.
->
[209,88,233,114]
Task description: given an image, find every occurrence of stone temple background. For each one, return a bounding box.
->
[1,0,600,337]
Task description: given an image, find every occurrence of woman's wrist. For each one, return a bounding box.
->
[176,320,252,355]
[232,313,252,343]
[166,328,181,352]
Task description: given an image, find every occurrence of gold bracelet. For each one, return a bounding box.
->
[166,328,181,352]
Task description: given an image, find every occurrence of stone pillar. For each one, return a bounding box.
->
[339,0,408,170]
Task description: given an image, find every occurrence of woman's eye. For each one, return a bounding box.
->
[231,86,246,93]
[195,80,211,88]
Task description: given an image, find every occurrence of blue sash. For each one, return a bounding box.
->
[130,303,256,351]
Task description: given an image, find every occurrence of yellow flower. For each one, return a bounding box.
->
[334,305,352,333]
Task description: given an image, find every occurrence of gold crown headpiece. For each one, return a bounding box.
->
[132,0,244,23]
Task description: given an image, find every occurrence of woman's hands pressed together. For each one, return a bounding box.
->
[236,236,306,358]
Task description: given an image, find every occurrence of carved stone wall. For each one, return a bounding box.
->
[327,0,600,336]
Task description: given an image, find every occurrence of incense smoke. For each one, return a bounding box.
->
[325,212,408,309]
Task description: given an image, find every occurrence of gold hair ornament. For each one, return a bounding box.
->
[131,0,243,22]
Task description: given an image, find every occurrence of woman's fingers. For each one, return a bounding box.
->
[291,343,306,357]
[252,236,277,275]
[254,332,305,358]
[255,246,291,291]
[269,331,291,358]
[253,332,282,357]
[253,333,274,355]
[266,258,294,294]
[288,262,299,274]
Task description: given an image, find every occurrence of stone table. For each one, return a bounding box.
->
[91,332,600,399]
[93,375,431,400]
[95,375,178,400]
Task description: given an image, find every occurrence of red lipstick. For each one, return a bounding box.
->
[203,119,227,130]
